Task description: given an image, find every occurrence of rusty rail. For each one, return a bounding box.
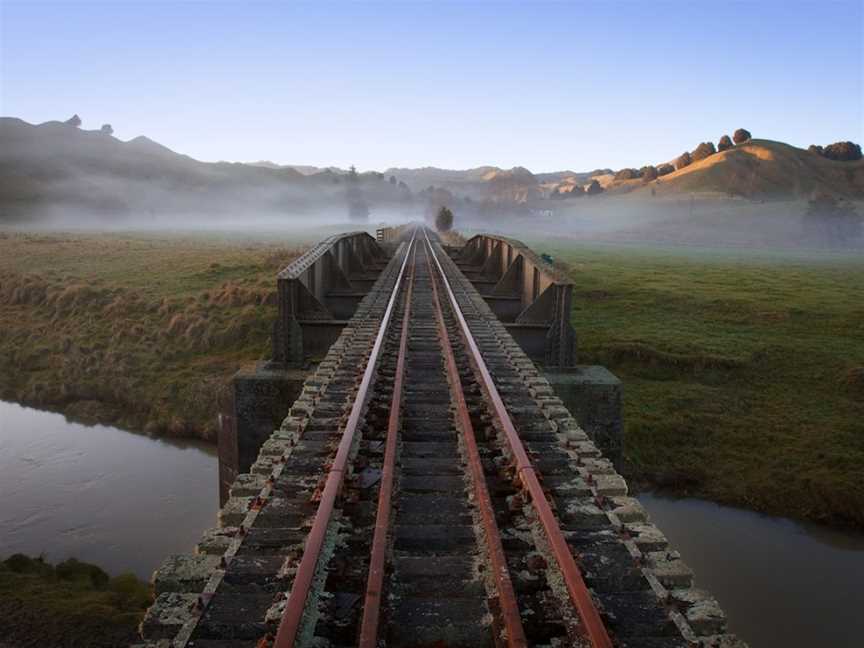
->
[273,232,417,647]
[357,243,417,647]
[424,230,613,648]
[425,238,528,647]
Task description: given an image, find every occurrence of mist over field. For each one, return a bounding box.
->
[2,116,862,254]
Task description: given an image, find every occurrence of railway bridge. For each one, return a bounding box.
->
[135,227,745,648]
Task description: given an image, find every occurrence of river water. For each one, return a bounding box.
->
[0,401,218,579]
[640,492,864,648]
[1,401,863,646]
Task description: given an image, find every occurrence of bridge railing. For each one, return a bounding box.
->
[456,233,576,367]
[274,231,389,365]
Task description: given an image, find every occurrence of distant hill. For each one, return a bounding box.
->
[2,117,861,226]
[385,165,544,204]
[558,140,864,201]
[639,140,864,198]
[247,161,347,176]
[0,118,405,223]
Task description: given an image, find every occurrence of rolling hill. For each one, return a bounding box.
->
[604,140,864,199]
[0,118,406,224]
[2,117,861,227]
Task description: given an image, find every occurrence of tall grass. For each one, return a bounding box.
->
[0,232,305,440]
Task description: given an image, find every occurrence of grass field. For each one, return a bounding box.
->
[0,554,151,647]
[0,229,325,439]
[534,239,864,528]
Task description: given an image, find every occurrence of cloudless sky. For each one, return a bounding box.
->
[1,0,861,171]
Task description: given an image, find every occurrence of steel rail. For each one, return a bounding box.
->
[357,241,417,648]
[424,237,529,648]
[273,231,418,648]
[423,230,614,648]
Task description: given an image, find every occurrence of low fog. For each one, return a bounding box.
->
[1,117,861,253]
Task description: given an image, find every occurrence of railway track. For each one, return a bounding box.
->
[146,227,739,648]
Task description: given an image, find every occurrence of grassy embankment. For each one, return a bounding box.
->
[537,240,864,529]
[0,230,315,440]
[0,554,151,647]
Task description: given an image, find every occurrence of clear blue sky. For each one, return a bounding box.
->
[1,0,861,172]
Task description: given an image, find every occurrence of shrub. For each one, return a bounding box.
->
[691,141,717,162]
[822,141,863,162]
[640,165,658,181]
[733,128,752,144]
[657,163,675,176]
[585,179,604,195]
[717,135,734,151]
[56,558,110,588]
[675,152,692,170]
[614,168,639,181]
[435,206,454,232]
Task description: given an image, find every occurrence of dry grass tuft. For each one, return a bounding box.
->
[0,232,308,441]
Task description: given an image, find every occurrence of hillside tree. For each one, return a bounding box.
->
[640,165,658,181]
[733,128,752,144]
[691,142,717,162]
[100,124,114,135]
[675,152,692,170]
[65,114,82,127]
[585,179,604,195]
[717,135,733,151]
[657,163,675,176]
[436,206,454,232]
[614,168,639,181]
[822,141,863,162]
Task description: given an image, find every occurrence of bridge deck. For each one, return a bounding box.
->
[137,228,745,648]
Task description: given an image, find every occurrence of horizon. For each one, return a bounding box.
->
[1,1,862,172]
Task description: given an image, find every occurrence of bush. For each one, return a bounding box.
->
[65,114,82,127]
[640,165,658,181]
[822,141,863,162]
[657,163,675,176]
[675,152,692,170]
[733,128,752,144]
[691,142,717,162]
[100,124,114,136]
[56,558,110,588]
[614,168,639,181]
[585,179,604,195]
[718,135,733,151]
[808,144,824,156]
[435,206,454,232]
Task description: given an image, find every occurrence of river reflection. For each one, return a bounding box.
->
[0,401,218,578]
[639,492,864,648]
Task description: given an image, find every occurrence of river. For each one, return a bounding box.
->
[640,492,864,648]
[0,400,218,579]
[1,401,863,646]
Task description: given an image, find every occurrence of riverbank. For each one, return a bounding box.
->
[0,554,151,648]
[0,230,309,440]
[539,240,864,529]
